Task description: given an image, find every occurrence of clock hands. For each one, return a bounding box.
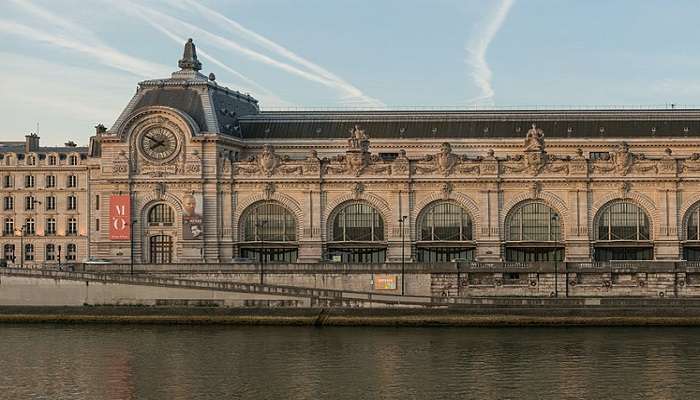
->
[145,134,166,150]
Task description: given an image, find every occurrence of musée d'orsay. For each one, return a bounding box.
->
[3,39,700,266]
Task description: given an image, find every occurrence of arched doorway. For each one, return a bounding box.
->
[327,201,386,263]
[504,200,564,262]
[416,200,475,262]
[149,235,173,263]
[239,201,298,262]
[593,200,652,261]
[146,203,176,264]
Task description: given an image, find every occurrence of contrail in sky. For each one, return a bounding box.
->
[0,19,168,78]
[465,0,514,105]
[177,0,384,108]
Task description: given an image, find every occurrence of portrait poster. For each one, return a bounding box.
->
[109,195,130,240]
[182,193,203,240]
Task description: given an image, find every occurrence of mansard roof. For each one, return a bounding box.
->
[110,39,259,137]
[237,109,700,140]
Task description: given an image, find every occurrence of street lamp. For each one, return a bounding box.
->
[256,220,268,285]
[15,226,24,269]
[399,215,408,296]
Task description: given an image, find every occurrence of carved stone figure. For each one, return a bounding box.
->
[323,126,391,176]
[683,153,700,172]
[594,142,656,175]
[524,124,545,152]
[233,144,303,176]
[415,142,479,176]
[503,126,568,176]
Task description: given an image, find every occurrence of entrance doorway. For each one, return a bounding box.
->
[149,235,173,264]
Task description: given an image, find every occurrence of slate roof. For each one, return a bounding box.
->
[237,110,700,140]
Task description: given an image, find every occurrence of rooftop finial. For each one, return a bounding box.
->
[178,38,202,71]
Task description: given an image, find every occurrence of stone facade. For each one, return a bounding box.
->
[4,39,700,266]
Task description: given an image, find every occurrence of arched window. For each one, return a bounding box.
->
[416,201,475,262]
[332,203,384,242]
[684,204,700,260]
[506,202,561,242]
[239,201,298,263]
[504,201,563,262]
[148,204,174,226]
[328,202,386,263]
[593,201,652,261]
[418,201,472,241]
[243,202,296,242]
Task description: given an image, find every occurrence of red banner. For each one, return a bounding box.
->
[109,195,131,240]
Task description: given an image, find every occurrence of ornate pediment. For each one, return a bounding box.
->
[503,126,568,176]
[323,126,391,176]
[414,142,479,176]
[593,142,656,175]
[233,144,303,177]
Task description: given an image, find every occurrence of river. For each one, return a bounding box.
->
[1,324,699,399]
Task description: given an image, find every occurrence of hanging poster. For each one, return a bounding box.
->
[109,195,130,240]
[182,193,203,240]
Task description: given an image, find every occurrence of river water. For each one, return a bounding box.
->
[1,324,699,399]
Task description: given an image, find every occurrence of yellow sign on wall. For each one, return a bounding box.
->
[374,275,398,290]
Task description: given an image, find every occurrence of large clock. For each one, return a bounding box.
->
[139,127,178,162]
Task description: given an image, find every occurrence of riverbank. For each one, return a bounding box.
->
[4,305,700,326]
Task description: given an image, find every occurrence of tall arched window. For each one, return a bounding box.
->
[239,201,298,263]
[148,204,174,226]
[332,203,384,242]
[243,202,296,242]
[504,201,563,262]
[593,201,652,261]
[416,201,474,262]
[684,204,700,260]
[328,202,386,263]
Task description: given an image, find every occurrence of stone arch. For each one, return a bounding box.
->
[324,192,392,241]
[136,193,183,263]
[234,192,303,241]
[591,192,657,240]
[500,191,569,240]
[678,193,700,240]
[118,106,200,142]
[413,192,480,239]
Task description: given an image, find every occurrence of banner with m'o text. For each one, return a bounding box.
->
[109,195,131,240]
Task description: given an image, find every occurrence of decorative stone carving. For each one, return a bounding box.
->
[391,149,409,175]
[185,150,202,174]
[593,142,657,175]
[657,148,677,174]
[480,149,498,175]
[530,182,542,198]
[352,182,365,198]
[441,182,453,199]
[263,182,275,199]
[569,148,588,175]
[112,150,129,175]
[323,126,391,176]
[415,142,480,176]
[524,124,545,152]
[619,182,631,198]
[233,144,303,176]
[303,149,321,174]
[503,126,568,176]
[683,153,700,172]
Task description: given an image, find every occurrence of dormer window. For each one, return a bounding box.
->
[48,155,57,166]
[69,155,78,166]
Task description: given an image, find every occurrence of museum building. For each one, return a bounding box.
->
[4,39,700,266]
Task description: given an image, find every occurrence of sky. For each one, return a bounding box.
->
[1,0,700,145]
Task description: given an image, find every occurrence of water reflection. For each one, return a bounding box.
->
[1,324,699,399]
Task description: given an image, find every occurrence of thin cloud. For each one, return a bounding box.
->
[465,0,514,105]
[0,19,168,78]
[177,0,384,108]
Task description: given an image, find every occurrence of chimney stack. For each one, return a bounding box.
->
[25,133,39,153]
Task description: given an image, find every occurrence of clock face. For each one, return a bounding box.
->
[140,127,178,161]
